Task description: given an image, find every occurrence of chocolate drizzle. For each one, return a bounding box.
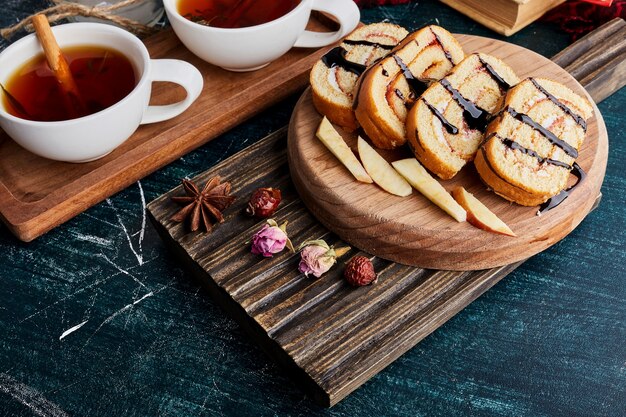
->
[496,134,572,169]
[321,47,367,76]
[343,39,395,50]
[382,68,389,77]
[422,98,458,134]
[529,77,587,131]
[439,79,491,131]
[352,63,379,110]
[393,54,429,97]
[394,88,405,101]
[505,106,579,158]
[478,55,511,91]
[538,162,586,214]
[430,28,454,64]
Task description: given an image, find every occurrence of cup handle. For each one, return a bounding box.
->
[293,0,360,48]
[140,59,204,125]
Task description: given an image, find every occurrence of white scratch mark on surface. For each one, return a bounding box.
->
[217,139,235,162]
[106,198,143,265]
[137,181,147,258]
[59,320,89,340]
[18,255,158,324]
[104,291,154,325]
[82,291,154,348]
[99,253,149,289]
[81,213,123,230]
[72,233,113,247]
[0,373,70,417]
[19,273,122,323]
[380,7,394,22]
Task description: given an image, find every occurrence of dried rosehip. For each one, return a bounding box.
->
[246,187,282,218]
[344,256,377,287]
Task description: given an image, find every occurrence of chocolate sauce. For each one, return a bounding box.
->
[430,28,455,64]
[478,55,511,91]
[538,162,586,214]
[499,136,572,169]
[480,148,528,193]
[343,39,395,50]
[530,78,587,131]
[407,136,417,154]
[505,106,579,158]
[382,68,389,77]
[394,88,405,101]
[422,98,459,134]
[439,79,491,131]
[393,54,429,97]
[321,47,367,76]
[352,63,378,110]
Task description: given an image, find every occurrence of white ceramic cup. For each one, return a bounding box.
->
[163,0,361,72]
[0,22,204,163]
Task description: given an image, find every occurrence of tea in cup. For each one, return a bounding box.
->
[163,0,360,71]
[0,22,204,163]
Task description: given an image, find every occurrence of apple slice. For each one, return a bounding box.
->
[316,117,372,183]
[391,158,466,222]
[357,137,412,197]
[452,186,516,236]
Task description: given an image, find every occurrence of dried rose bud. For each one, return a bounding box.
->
[246,188,282,218]
[344,256,377,286]
[298,240,350,278]
[250,219,294,257]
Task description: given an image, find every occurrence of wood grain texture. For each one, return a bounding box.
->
[288,35,609,270]
[0,19,333,242]
[1,2,625,416]
[147,26,622,407]
[551,18,626,104]
[148,128,526,406]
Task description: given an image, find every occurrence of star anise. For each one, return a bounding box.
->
[170,176,236,232]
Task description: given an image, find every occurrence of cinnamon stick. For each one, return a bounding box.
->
[31,14,85,117]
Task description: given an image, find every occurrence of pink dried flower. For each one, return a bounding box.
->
[251,219,293,257]
[298,240,350,278]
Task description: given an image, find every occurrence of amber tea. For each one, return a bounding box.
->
[2,45,136,122]
[178,0,301,29]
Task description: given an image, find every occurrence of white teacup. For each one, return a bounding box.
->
[0,22,203,163]
[163,0,360,72]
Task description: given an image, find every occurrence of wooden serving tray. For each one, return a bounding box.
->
[149,128,528,407]
[0,20,332,242]
[288,35,608,270]
[147,20,623,407]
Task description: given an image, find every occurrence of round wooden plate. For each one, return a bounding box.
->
[287,34,608,270]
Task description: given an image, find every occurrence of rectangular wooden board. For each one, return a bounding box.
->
[0,18,333,242]
[147,128,525,406]
[147,20,624,407]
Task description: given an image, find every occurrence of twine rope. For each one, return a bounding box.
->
[0,0,158,40]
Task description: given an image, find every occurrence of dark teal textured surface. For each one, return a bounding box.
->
[0,1,624,416]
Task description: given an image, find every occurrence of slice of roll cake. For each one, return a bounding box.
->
[354,25,464,149]
[406,53,519,179]
[310,23,409,131]
[475,77,593,209]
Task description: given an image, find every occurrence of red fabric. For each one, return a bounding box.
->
[543,0,626,40]
[353,0,413,8]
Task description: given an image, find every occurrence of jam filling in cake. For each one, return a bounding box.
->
[310,22,409,131]
[474,77,593,211]
[354,25,465,149]
[407,53,520,179]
